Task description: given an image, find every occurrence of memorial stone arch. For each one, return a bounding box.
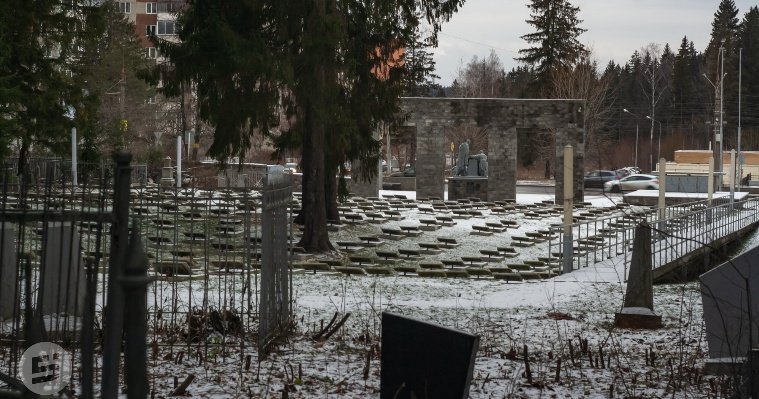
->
[351,98,585,203]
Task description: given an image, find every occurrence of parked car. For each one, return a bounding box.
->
[604,174,659,192]
[390,166,415,177]
[284,162,298,173]
[615,168,632,179]
[583,170,617,188]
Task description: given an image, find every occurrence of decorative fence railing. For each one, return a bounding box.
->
[549,197,759,274]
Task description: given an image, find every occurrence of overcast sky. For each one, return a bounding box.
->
[433,0,757,86]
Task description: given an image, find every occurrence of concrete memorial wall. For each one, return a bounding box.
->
[355,98,585,202]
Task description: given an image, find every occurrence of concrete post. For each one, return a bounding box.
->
[658,158,666,219]
[176,135,182,188]
[562,145,574,274]
[729,149,736,211]
[707,156,714,205]
[71,127,77,187]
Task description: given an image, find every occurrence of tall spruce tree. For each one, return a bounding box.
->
[704,0,740,139]
[517,0,587,94]
[403,28,440,97]
[739,6,759,135]
[0,0,96,163]
[158,0,464,252]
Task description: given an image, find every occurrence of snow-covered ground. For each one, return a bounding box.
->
[139,190,741,398]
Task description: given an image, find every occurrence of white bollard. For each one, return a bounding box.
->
[176,135,182,188]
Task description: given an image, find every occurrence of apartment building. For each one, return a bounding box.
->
[115,0,183,61]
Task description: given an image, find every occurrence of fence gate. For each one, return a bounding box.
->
[258,166,293,354]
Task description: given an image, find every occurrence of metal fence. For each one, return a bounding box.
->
[0,156,294,396]
[549,197,759,274]
[258,167,293,354]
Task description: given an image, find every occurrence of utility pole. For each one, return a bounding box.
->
[719,43,725,190]
[738,48,743,188]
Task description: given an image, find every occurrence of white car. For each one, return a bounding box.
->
[604,174,659,192]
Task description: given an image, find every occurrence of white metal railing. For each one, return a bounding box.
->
[549,197,759,273]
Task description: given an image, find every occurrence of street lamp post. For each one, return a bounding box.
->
[623,109,639,168]
[646,116,662,163]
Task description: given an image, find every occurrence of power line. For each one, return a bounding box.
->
[438,31,521,55]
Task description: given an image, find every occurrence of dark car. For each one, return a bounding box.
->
[390,166,415,177]
[583,170,617,188]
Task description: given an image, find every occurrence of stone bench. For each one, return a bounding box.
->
[343,213,364,224]
[384,210,403,221]
[501,220,519,228]
[507,263,532,272]
[418,206,435,214]
[496,247,518,258]
[375,250,400,264]
[435,215,455,227]
[446,269,470,278]
[461,256,486,267]
[418,269,447,278]
[479,249,504,261]
[364,212,387,224]
[470,225,494,236]
[525,232,547,242]
[436,237,459,248]
[336,241,364,251]
[399,225,423,237]
[419,261,444,269]
[452,209,472,219]
[511,236,535,247]
[358,235,383,247]
[398,248,422,260]
[393,265,418,275]
[418,218,441,231]
[417,242,443,255]
[294,262,331,273]
[441,259,465,268]
[349,255,376,267]
[485,222,507,232]
[467,267,491,278]
[380,227,405,240]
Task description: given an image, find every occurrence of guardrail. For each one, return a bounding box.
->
[548,197,759,273]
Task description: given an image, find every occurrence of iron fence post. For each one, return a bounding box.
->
[122,225,150,399]
[102,152,132,397]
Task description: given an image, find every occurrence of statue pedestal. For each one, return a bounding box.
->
[448,177,488,201]
[614,307,662,329]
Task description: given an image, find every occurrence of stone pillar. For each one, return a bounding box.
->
[350,159,381,198]
[614,221,662,329]
[0,223,18,320]
[415,123,445,200]
[555,124,584,203]
[487,125,517,200]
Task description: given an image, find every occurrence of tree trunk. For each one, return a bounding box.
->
[297,26,333,252]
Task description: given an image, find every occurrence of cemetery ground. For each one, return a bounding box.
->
[139,191,740,398]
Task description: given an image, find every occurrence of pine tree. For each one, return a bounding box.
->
[517,0,587,94]
[704,0,740,142]
[158,0,465,252]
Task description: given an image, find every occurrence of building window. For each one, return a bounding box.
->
[145,47,157,59]
[157,20,175,35]
[146,2,156,13]
[146,95,157,104]
[118,2,130,13]
[146,24,156,36]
